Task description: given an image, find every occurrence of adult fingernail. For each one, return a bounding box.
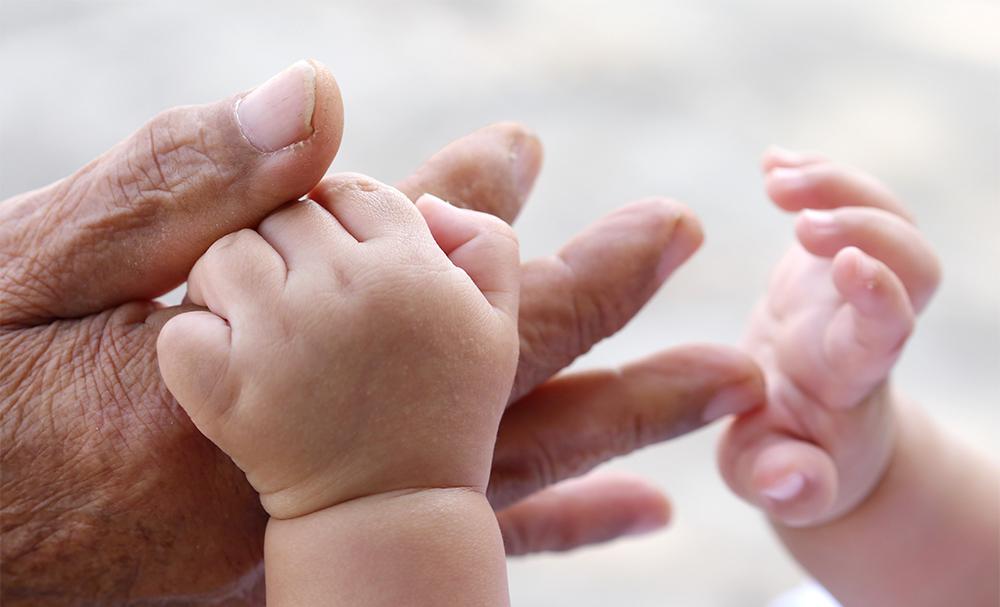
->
[761,472,806,502]
[237,60,317,152]
[653,209,696,283]
[768,167,810,190]
[702,381,763,423]
[801,209,837,232]
[511,132,543,201]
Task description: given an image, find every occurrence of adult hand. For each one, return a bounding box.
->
[1,60,762,605]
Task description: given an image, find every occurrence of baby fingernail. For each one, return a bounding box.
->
[769,167,810,189]
[237,60,317,152]
[801,209,837,231]
[849,249,882,291]
[702,382,763,423]
[761,472,805,502]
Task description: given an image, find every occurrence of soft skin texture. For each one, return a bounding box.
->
[159,182,520,606]
[718,147,999,605]
[0,62,763,605]
[159,182,521,514]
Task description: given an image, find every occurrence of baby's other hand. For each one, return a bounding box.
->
[156,175,520,520]
[718,148,941,527]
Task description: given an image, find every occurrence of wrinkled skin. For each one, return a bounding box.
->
[0,62,763,605]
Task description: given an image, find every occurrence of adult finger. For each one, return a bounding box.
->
[511,198,703,400]
[395,122,542,224]
[497,472,670,556]
[0,59,343,325]
[488,344,763,510]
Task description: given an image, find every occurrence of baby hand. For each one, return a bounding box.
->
[156,175,520,520]
[718,148,941,527]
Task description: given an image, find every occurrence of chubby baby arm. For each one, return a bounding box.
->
[719,149,999,605]
[157,176,520,606]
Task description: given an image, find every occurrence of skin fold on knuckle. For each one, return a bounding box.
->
[0,195,87,325]
[98,105,243,228]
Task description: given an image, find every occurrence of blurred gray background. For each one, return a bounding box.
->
[1,1,997,605]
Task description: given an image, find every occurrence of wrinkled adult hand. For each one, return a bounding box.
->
[0,60,762,605]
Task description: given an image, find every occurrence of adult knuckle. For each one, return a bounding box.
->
[0,254,64,326]
[105,107,234,216]
[563,269,622,350]
[0,191,76,323]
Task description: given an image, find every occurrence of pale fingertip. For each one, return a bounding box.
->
[852,248,881,291]
[832,245,868,280]
[831,246,903,309]
[762,145,804,172]
[768,166,810,190]
[415,192,450,209]
[799,208,838,231]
